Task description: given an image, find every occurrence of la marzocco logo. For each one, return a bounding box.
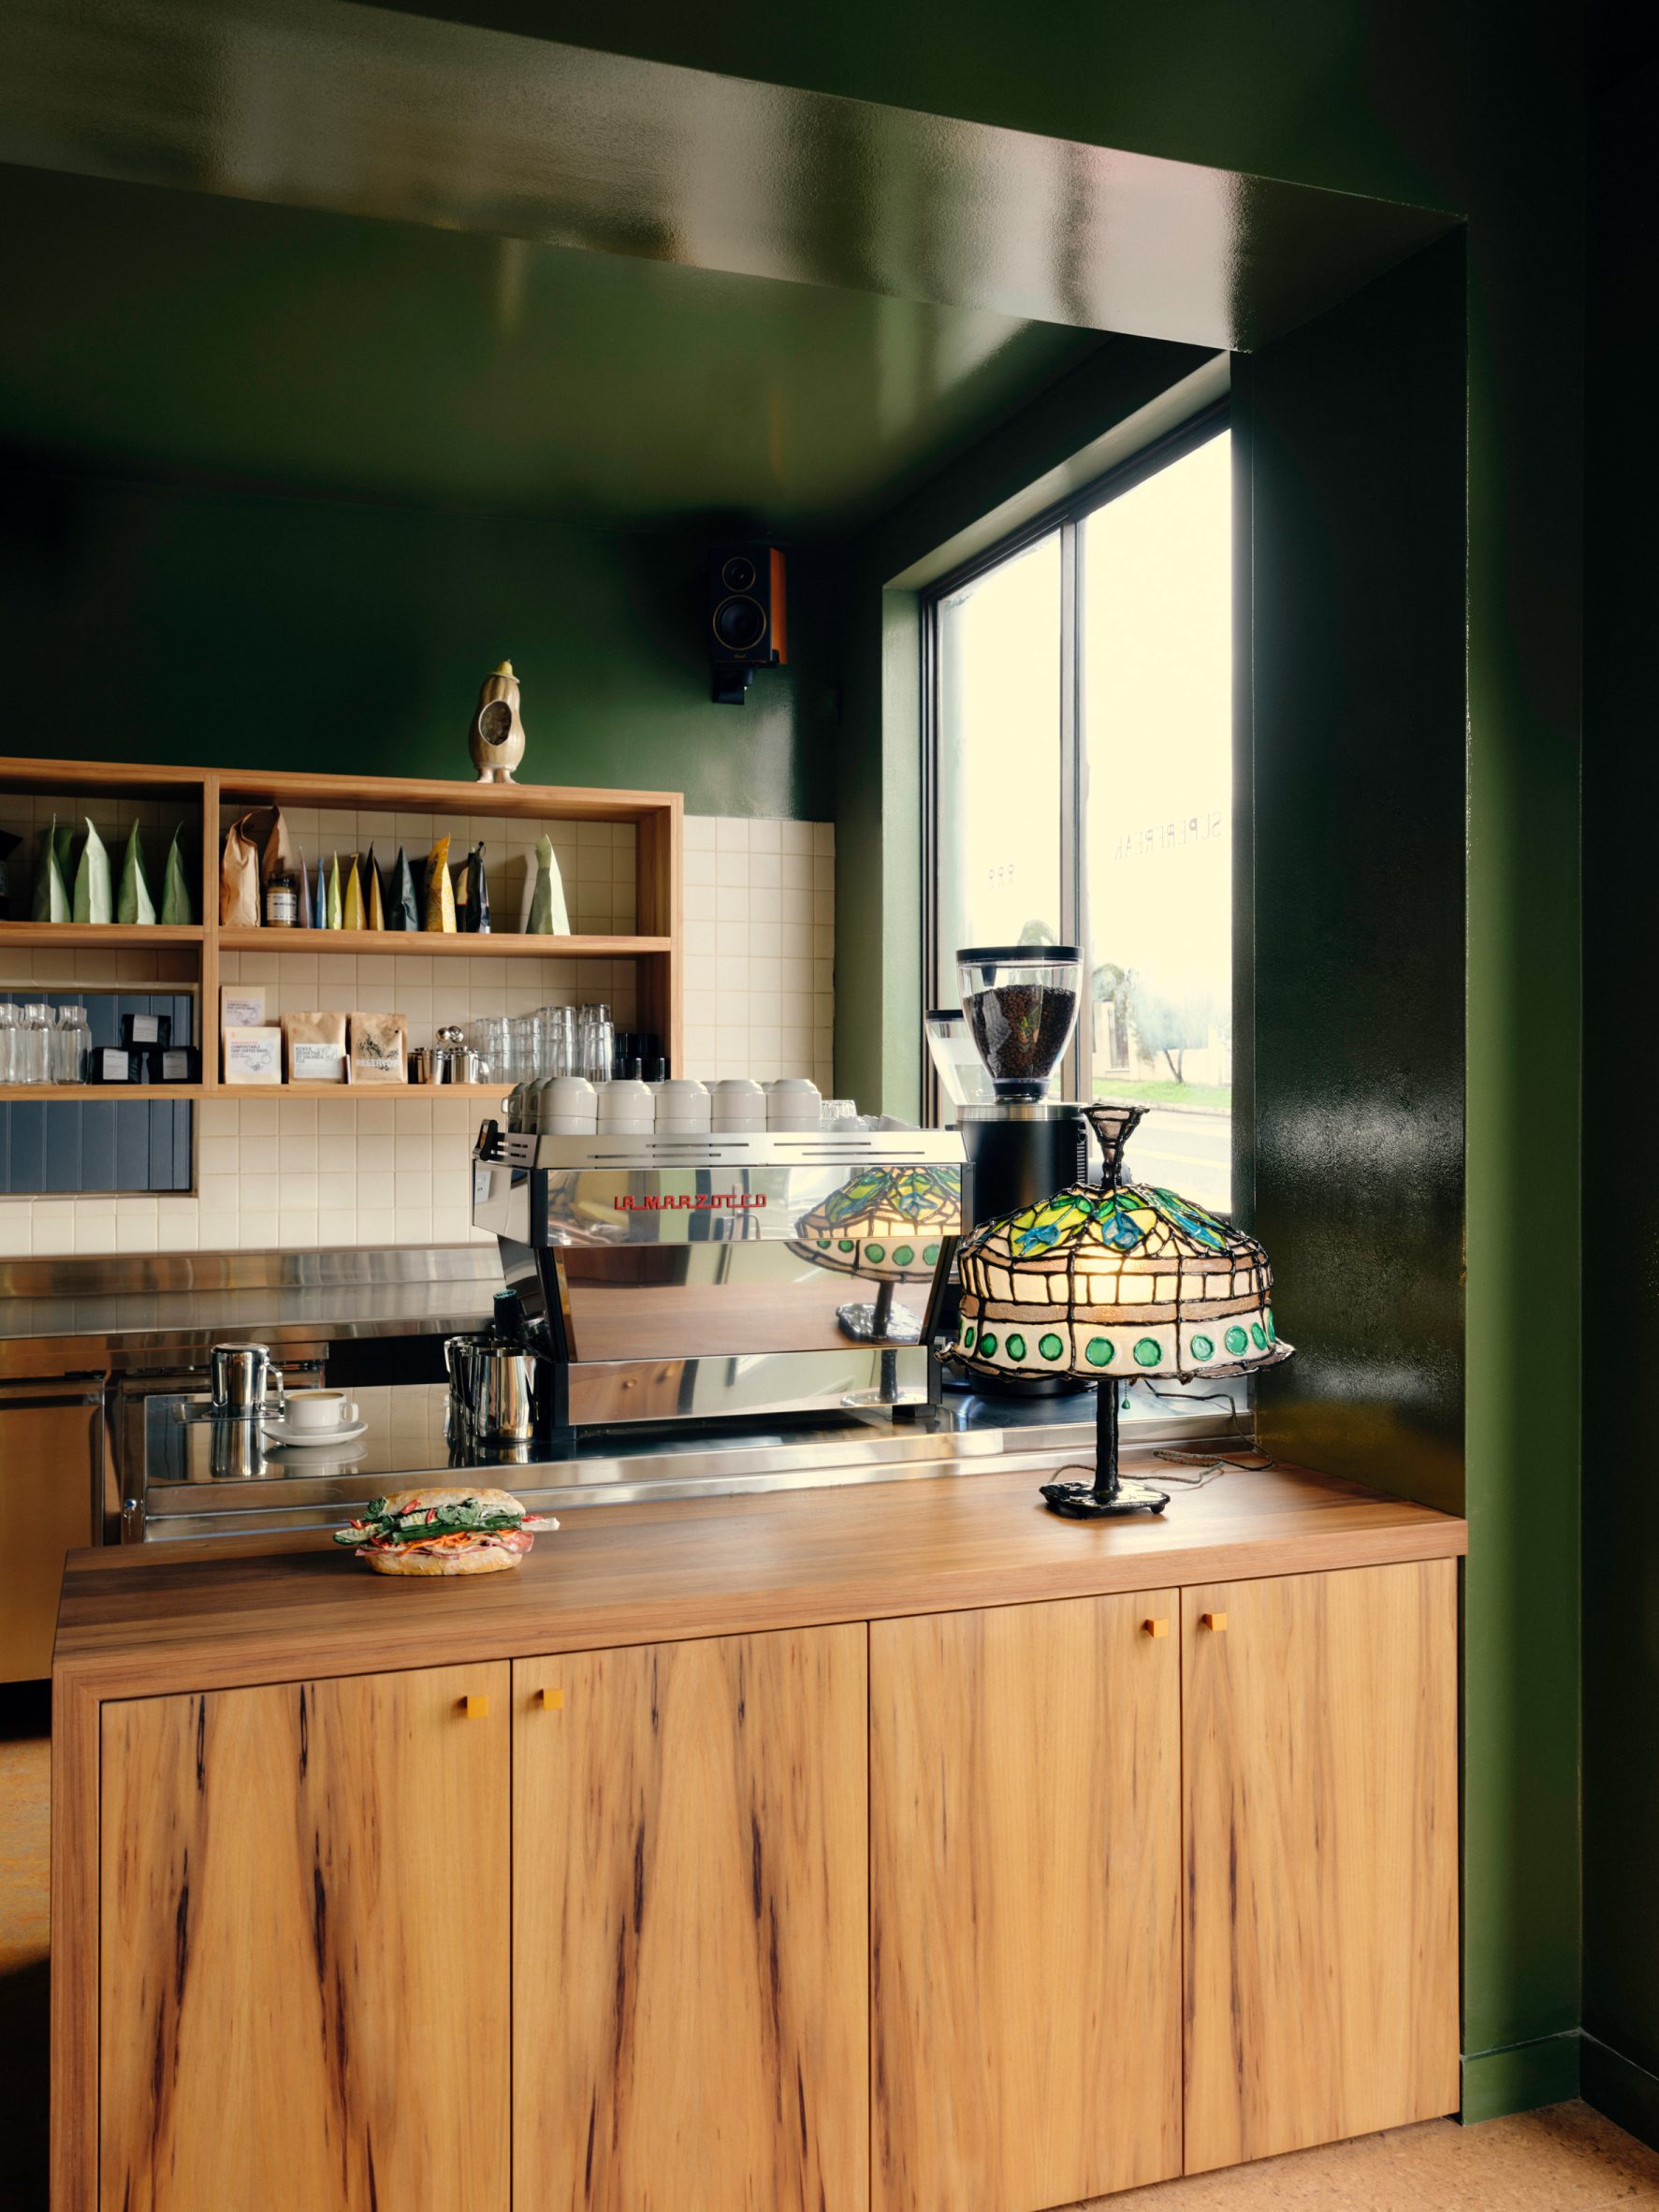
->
[613,1191,769,1212]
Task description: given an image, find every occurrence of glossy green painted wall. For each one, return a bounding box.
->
[802,0,1583,2112]
[0,0,1590,2117]
[0,472,834,817]
[1581,48,1659,2148]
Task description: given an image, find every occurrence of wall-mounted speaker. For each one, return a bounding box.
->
[709,546,787,704]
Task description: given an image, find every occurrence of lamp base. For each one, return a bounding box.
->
[1040,1475,1171,1519]
[1038,1382,1169,1518]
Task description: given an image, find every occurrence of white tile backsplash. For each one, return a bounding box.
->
[4,814,833,1255]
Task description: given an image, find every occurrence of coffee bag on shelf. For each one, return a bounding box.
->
[282,1010,349,1084]
[349,1011,408,1085]
[424,837,457,931]
[71,818,112,925]
[117,822,156,925]
[31,816,70,923]
[160,826,195,924]
[223,1026,283,1084]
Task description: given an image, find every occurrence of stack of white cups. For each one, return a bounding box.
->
[598,1078,654,1134]
[537,1076,598,1133]
[767,1078,822,1131]
[653,1079,711,1133]
[711,1078,767,1133]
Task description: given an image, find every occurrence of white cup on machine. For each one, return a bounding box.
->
[598,1079,654,1131]
[535,1076,598,1133]
[652,1078,711,1131]
[711,1077,767,1131]
[766,1078,822,1131]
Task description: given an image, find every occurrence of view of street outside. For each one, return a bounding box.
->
[932,426,1233,1216]
[933,531,1063,997]
[1084,430,1232,1212]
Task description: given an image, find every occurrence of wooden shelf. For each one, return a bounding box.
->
[0,757,683,1077]
[0,1083,510,1102]
[214,768,676,824]
[0,922,204,952]
[0,1084,199,1102]
[215,929,671,959]
[222,1083,510,1099]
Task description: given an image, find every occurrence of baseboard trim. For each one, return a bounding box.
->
[1461,2031,1582,2123]
[1581,2033,1659,2152]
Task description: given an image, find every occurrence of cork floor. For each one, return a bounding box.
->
[3,1686,1657,2212]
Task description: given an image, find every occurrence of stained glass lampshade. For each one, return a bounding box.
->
[942,1101,1292,1519]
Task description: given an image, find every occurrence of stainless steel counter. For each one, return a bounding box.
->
[135,1380,1247,1541]
[0,1246,504,1372]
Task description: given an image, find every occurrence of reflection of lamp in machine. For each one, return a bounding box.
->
[790,1165,960,1345]
[942,1102,1292,1518]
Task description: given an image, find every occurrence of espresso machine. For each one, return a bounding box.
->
[470,1118,966,1436]
[928,945,1091,1396]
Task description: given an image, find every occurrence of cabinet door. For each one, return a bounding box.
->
[99,1662,510,2212]
[514,1626,867,2212]
[870,1592,1183,2212]
[1183,1560,1459,2173]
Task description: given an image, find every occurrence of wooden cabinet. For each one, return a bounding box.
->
[514,1626,868,2212]
[58,1465,1465,2212]
[98,1661,510,2212]
[1182,1560,1460,2172]
[870,1593,1183,2212]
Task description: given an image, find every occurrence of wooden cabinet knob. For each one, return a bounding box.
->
[463,1694,490,1719]
[1142,1618,1170,1637]
[539,1686,563,1710]
[1200,1611,1228,1633]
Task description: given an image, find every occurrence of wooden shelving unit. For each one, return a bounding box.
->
[0,1084,512,1102]
[214,928,672,960]
[0,756,682,1099]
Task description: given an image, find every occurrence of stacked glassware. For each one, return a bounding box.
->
[494,1003,622,1130]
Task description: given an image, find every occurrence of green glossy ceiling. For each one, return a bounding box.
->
[0,160,1102,529]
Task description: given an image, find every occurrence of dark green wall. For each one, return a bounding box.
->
[0,470,834,816]
[1581,47,1659,2147]
[810,0,1584,2118]
[0,0,1594,2126]
[1244,238,1467,1522]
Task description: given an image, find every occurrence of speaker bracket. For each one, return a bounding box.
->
[712,662,757,706]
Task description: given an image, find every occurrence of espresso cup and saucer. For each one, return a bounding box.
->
[261,1388,369,1449]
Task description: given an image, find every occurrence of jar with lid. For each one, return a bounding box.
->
[264,870,299,927]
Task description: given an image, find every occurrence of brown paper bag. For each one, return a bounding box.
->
[349,1011,408,1085]
[219,815,263,924]
[221,807,293,924]
[282,1011,349,1084]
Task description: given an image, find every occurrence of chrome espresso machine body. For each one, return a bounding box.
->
[471,1119,966,1433]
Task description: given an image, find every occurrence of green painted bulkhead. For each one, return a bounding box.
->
[0,0,1600,2135]
[1581,19,1659,2149]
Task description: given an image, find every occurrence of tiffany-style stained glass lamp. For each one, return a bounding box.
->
[942,1101,1292,1519]
[790,1165,960,1346]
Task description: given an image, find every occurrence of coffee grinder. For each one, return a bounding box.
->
[928,946,1091,1397]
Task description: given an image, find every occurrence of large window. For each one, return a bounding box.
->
[926,416,1233,1211]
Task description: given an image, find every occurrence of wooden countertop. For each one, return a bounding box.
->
[53,1455,1466,1699]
